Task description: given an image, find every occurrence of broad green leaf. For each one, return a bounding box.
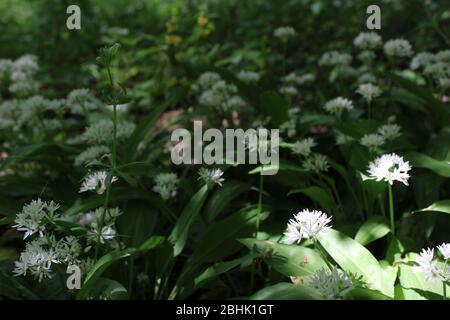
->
[355,216,391,245]
[240,239,328,277]
[414,200,450,215]
[169,185,209,256]
[250,282,320,300]
[350,287,391,300]
[138,235,165,251]
[87,278,128,300]
[258,91,289,126]
[405,152,450,178]
[317,229,395,297]
[288,186,335,213]
[249,159,306,175]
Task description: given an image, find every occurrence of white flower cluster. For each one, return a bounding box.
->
[377,123,401,141]
[367,153,411,186]
[279,85,298,96]
[308,266,354,300]
[237,70,261,83]
[273,26,296,41]
[356,83,382,102]
[74,145,110,167]
[279,108,301,138]
[282,72,316,86]
[283,209,332,244]
[383,39,413,58]
[0,55,40,98]
[323,97,354,117]
[198,168,224,187]
[67,88,100,114]
[410,52,435,70]
[414,244,450,284]
[319,51,352,67]
[79,171,118,194]
[153,172,179,200]
[79,207,122,245]
[13,199,60,239]
[360,133,385,152]
[303,153,330,173]
[194,72,246,112]
[291,137,317,157]
[357,50,376,64]
[82,119,136,144]
[353,32,382,50]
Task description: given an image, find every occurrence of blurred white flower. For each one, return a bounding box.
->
[353,32,382,50]
[319,51,352,67]
[153,172,179,200]
[280,85,298,96]
[74,145,110,167]
[356,83,382,102]
[283,209,332,244]
[414,248,446,283]
[410,52,435,70]
[323,97,353,117]
[357,50,376,64]
[377,124,401,141]
[438,243,450,260]
[367,153,411,186]
[424,62,450,80]
[237,70,260,83]
[360,133,385,152]
[309,266,354,300]
[291,137,317,157]
[274,26,296,40]
[79,171,118,194]
[435,50,450,63]
[303,154,330,173]
[383,39,413,58]
[198,168,224,187]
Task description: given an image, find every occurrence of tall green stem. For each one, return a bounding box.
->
[388,184,395,234]
[367,100,371,120]
[256,173,264,236]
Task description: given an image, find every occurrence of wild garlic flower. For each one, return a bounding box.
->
[273,26,296,41]
[153,173,179,200]
[414,248,447,284]
[308,266,354,300]
[336,133,354,145]
[237,70,261,83]
[283,209,332,244]
[438,243,450,260]
[323,97,353,117]
[319,51,352,67]
[88,225,117,244]
[367,153,411,186]
[439,77,450,90]
[356,83,382,102]
[279,85,299,96]
[82,120,136,144]
[357,51,376,64]
[13,199,60,239]
[383,39,413,58]
[79,171,118,194]
[435,50,450,63]
[423,62,450,80]
[360,133,385,152]
[194,72,221,90]
[329,65,357,83]
[280,119,297,138]
[198,168,224,187]
[353,32,382,50]
[74,145,110,167]
[357,73,377,85]
[303,154,330,173]
[67,88,98,114]
[410,52,435,70]
[377,124,401,141]
[291,137,317,157]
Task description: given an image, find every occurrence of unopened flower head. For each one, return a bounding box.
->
[323,97,353,117]
[198,168,224,187]
[356,83,382,102]
[377,124,401,141]
[303,154,330,173]
[309,266,354,300]
[353,32,382,50]
[79,171,118,194]
[153,172,179,200]
[438,243,450,260]
[283,209,332,244]
[360,133,385,152]
[383,39,413,58]
[291,137,317,157]
[367,153,411,186]
[273,26,296,41]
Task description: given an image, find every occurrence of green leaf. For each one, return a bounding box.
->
[240,239,328,277]
[258,91,289,126]
[405,152,450,178]
[204,180,250,223]
[317,229,395,297]
[414,200,450,215]
[77,249,134,299]
[350,287,392,300]
[169,185,209,256]
[138,235,165,251]
[355,216,391,246]
[288,186,335,213]
[249,159,306,175]
[87,278,128,300]
[250,283,320,300]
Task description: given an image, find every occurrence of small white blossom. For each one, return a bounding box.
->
[424,62,450,80]
[367,153,411,186]
[153,173,179,200]
[79,171,118,194]
[438,243,450,260]
[89,225,117,244]
[360,133,385,152]
[279,86,298,96]
[353,32,382,50]
[309,266,354,300]
[198,168,224,187]
[303,154,330,173]
[377,124,401,141]
[291,138,317,157]
[237,70,261,83]
[356,83,382,102]
[383,39,413,58]
[274,26,296,41]
[414,248,446,284]
[283,209,332,243]
[435,50,450,63]
[410,52,435,70]
[319,51,352,67]
[323,97,353,117]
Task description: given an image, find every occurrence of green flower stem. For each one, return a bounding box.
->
[444,282,447,300]
[367,100,371,120]
[256,173,264,236]
[388,184,395,234]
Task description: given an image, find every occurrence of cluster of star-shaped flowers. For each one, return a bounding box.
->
[283,209,332,244]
